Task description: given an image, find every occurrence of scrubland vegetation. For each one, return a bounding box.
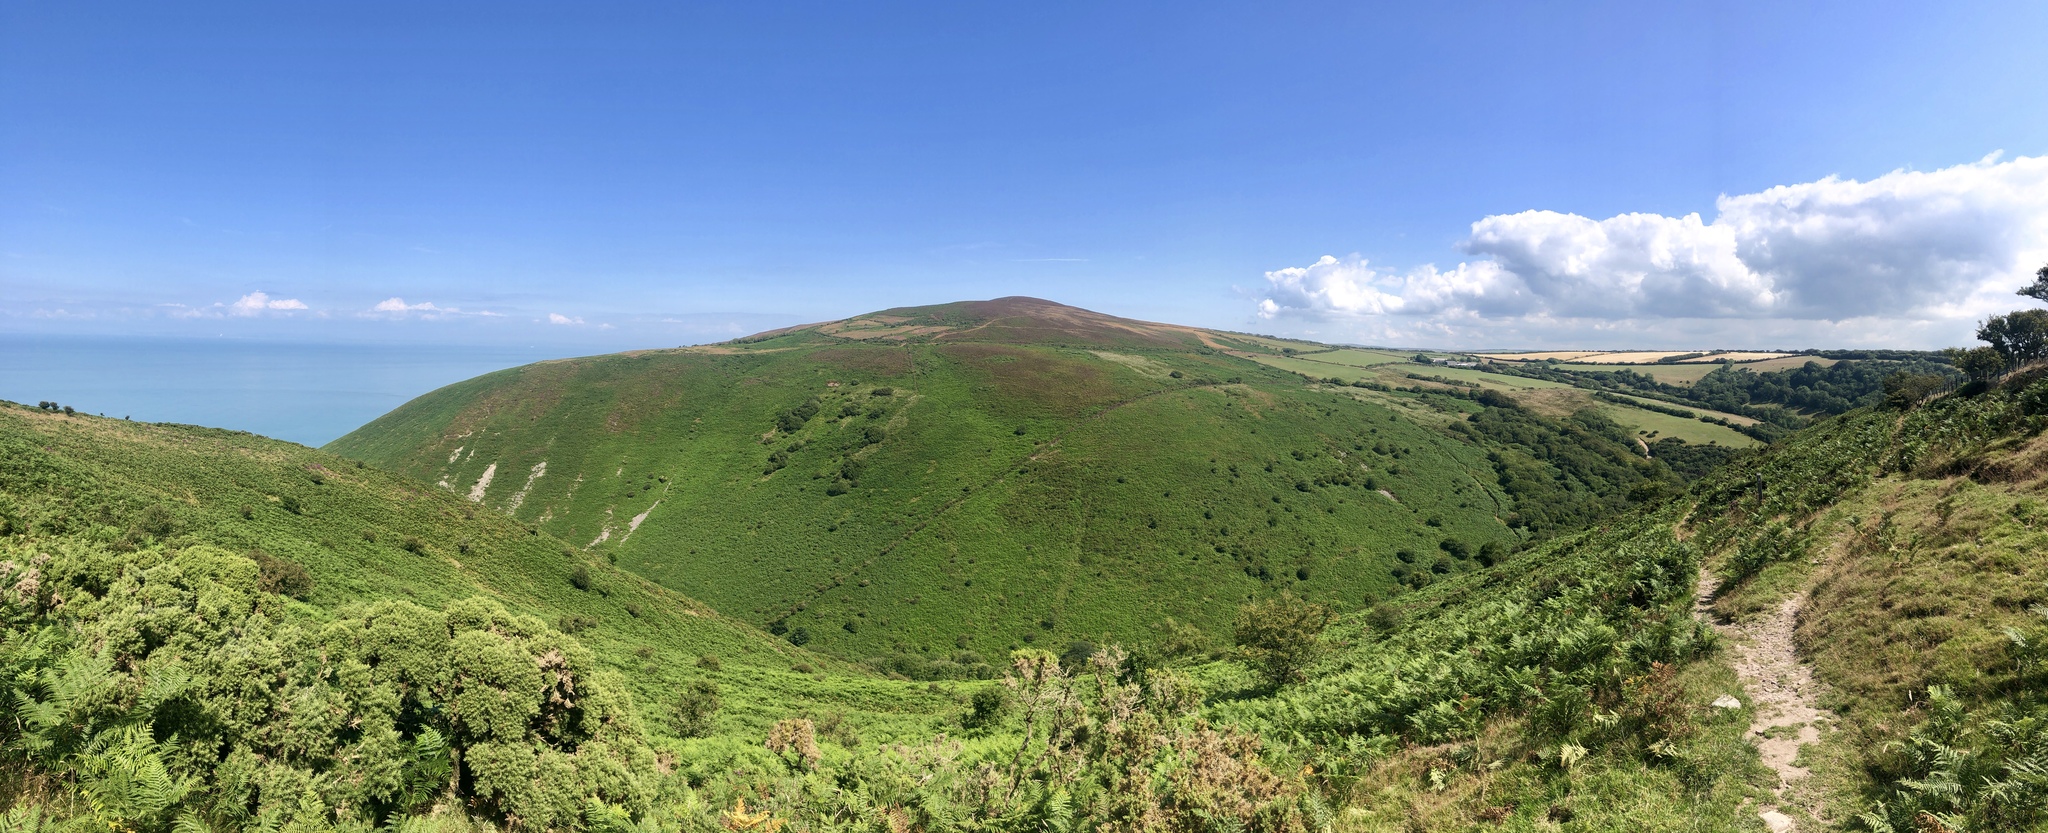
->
[0,399,1762,832]
[325,299,1726,665]
[16,288,2048,831]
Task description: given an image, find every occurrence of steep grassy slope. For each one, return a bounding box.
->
[1669,377,2048,830]
[0,402,952,739]
[328,298,1705,661]
[3,394,1773,833]
[29,355,2005,832]
[1171,371,2048,831]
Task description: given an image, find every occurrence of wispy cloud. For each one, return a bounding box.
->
[547,313,585,325]
[230,291,308,316]
[1253,153,2048,348]
[167,291,313,319]
[367,297,501,319]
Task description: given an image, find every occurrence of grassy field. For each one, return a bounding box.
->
[1246,351,1761,448]
[1249,353,1564,390]
[1600,403,1758,446]
[1476,350,1712,363]
[1488,355,1837,386]
[1506,389,1761,448]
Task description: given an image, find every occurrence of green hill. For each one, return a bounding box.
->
[0,398,1768,833]
[1262,368,2048,831]
[327,298,1713,663]
[0,401,957,741]
[14,318,2046,830]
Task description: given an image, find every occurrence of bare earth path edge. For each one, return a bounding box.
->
[1696,570,1835,833]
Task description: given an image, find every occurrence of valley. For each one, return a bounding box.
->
[10,297,2044,833]
[326,298,1738,662]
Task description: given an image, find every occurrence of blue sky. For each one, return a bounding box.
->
[4,1,2046,350]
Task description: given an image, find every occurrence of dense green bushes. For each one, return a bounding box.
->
[1235,518,1713,747]
[1232,593,1331,689]
[1452,404,1672,535]
[0,544,657,832]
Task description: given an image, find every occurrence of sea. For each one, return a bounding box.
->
[0,335,558,447]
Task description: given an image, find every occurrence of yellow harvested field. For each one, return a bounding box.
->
[1475,351,1607,361]
[1477,350,1704,364]
[1570,351,1712,364]
[1678,351,1793,363]
[1480,350,1813,366]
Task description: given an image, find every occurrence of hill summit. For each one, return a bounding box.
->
[745,296,1223,350]
[328,298,1697,663]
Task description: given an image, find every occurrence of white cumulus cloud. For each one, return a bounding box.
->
[547,313,585,326]
[1255,153,2048,347]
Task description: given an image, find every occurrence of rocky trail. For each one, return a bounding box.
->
[1696,571,1834,833]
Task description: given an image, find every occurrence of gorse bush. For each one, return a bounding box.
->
[672,679,721,738]
[248,548,314,599]
[0,545,658,832]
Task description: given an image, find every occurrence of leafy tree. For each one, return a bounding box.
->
[1058,639,1098,670]
[1477,540,1508,567]
[1232,592,1332,689]
[1945,345,2008,383]
[2017,261,2048,302]
[1976,308,2048,367]
[775,397,821,432]
[1883,371,1950,408]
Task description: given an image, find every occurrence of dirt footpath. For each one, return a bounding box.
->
[1695,572,1833,833]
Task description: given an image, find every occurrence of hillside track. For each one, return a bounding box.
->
[1696,570,1836,833]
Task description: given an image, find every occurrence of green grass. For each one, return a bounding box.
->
[1248,352,1760,449]
[1493,356,1837,386]
[1593,402,1760,447]
[0,402,954,742]
[328,305,1553,662]
[1248,353,1566,391]
[1676,380,2048,829]
[16,296,2043,831]
[2,389,1780,833]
